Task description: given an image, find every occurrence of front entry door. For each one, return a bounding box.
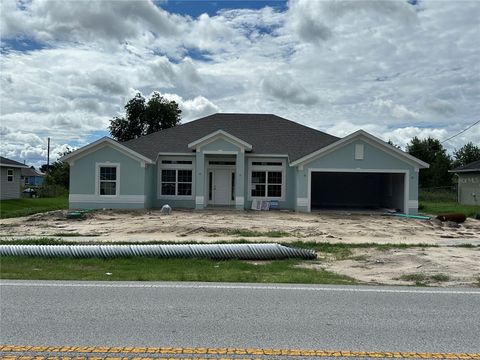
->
[213,169,231,205]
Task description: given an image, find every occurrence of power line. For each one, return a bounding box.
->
[441,119,480,144]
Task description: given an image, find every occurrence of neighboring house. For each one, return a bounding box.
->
[449,160,480,206]
[0,156,29,200]
[21,167,45,186]
[61,113,429,214]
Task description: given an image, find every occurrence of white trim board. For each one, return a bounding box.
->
[307,168,409,213]
[69,194,145,204]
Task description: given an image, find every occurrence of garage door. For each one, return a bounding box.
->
[310,171,406,212]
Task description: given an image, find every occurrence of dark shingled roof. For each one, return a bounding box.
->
[122,113,340,162]
[0,156,28,167]
[21,167,44,177]
[451,159,480,172]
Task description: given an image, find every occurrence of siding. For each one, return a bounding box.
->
[0,167,22,200]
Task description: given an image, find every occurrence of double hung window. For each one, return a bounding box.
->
[99,166,117,195]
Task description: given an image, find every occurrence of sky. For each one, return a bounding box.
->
[1,0,479,168]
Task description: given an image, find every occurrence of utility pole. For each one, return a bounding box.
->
[47,137,50,174]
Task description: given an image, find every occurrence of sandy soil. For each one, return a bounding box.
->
[306,247,480,288]
[1,208,479,244]
[1,209,480,287]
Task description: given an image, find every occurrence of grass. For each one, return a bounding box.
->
[289,241,439,260]
[419,201,480,218]
[0,197,68,219]
[398,273,450,286]
[0,256,355,284]
[419,190,480,218]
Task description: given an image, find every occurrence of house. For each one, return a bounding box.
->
[21,167,45,187]
[0,156,29,200]
[61,113,429,214]
[449,160,480,205]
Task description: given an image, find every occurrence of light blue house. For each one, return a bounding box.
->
[21,167,45,186]
[62,114,429,214]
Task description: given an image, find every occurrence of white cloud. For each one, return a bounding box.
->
[1,0,479,167]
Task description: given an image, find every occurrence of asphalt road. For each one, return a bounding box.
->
[1,280,479,354]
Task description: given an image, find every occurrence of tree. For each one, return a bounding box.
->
[453,142,480,168]
[42,148,72,190]
[109,92,181,142]
[406,137,452,189]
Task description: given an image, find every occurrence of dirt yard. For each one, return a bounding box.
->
[1,209,480,287]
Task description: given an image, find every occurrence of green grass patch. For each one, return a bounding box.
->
[289,241,438,260]
[0,256,355,284]
[419,200,479,218]
[0,197,68,219]
[398,273,450,286]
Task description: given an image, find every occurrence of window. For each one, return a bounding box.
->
[249,159,285,199]
[7,169,13,182]
[99,166,117,195]
[162,160,192,165]
[209,161,236,165]
[251,171,266,197]
[252,161,282,166]
[251,171,282,198]
[161,169,192,196]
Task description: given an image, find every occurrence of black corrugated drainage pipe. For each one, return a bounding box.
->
[0,243,317,260]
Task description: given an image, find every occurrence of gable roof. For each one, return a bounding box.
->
[290,130,430,169]
[60,137,154,165]
[0,156,28,168]
[188,130,253,151]
[122,113,340,162]
[450,159,480,173]
[21,167,44,177]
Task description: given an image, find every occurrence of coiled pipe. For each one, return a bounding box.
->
[0,243,317,260]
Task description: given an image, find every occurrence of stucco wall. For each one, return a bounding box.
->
[0,167,22,200]
[69,144,147,209]
[295,138,420,214]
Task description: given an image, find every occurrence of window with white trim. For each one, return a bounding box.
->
[161,169,193,196]
[7,169,14,182]
[99,166,117,195]
[249,159,285,200]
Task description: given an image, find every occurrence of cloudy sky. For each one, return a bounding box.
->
[1,0,479,168]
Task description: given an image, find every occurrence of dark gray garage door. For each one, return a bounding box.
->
[310,172,405,212]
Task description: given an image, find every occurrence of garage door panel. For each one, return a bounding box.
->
[310,172,405,211]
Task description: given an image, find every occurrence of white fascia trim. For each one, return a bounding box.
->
[0,163,29,168]
[291,130,429,169]
[202,150,239,155]
[69,194,145,204]
[60,137,154,165]
[307,168,409,173]
[187,130,253,151]
[247,154,289,158]
[158,152,194,156]
[235,196,245,205]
